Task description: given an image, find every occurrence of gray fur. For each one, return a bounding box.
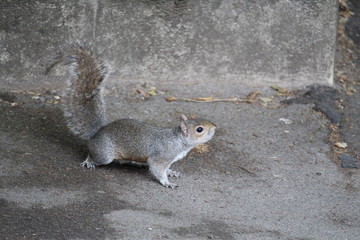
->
[52,43,217,188]
[47,41,108,139]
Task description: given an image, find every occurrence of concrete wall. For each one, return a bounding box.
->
[0,0,338,92]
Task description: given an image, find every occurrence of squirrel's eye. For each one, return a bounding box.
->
[196,127,204,133]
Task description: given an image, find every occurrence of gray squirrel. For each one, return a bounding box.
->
[47,42,216,188]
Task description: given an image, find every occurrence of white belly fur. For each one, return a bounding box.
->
[115,149,190,167]
[171,149,191,164]
[117,160,148,166]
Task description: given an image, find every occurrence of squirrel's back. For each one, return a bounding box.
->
[48,42,108,140]
[89,118,179,162]
[46,41,217,189]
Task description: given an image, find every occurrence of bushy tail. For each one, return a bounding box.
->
[47,41,108,140]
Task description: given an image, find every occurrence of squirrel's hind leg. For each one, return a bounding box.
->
[84,135,115,168]
[81,144,115,170]
[80,151,114,170]
[80,155,96,170]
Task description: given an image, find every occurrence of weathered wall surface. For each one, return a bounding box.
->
[0,0,338,92]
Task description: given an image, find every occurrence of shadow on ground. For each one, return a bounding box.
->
[1,86,359,239]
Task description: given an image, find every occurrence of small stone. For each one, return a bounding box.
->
[339,154,360,169]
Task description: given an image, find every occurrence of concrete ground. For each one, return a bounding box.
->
[1,2,360,240]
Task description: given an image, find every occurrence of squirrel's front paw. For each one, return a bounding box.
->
[167,169,182,178]
[160,178,179,189]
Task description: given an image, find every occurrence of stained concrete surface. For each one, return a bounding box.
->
[0,0,337,91]
[1,88,360,240]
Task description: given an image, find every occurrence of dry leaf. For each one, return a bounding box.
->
[11,102,19,107]
[334,142,347,149]
[271,85,292,96]
[165,97,177,102]
[147,89,157,96]
[338,74,348,83]
[346,86,356,95]
[246,91,261,103]
[259,97,272,103]
[136,89,151,98]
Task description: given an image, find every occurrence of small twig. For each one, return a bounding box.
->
[0,99,20,107]
[166,97,252,103]
[239,166,256,176]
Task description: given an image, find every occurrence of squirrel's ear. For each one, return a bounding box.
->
[180,114,188,137]
[180,114,188,121]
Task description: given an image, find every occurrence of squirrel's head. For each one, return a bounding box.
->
[179,114,216,145]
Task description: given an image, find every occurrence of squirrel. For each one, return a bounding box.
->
[47,42,216,189]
